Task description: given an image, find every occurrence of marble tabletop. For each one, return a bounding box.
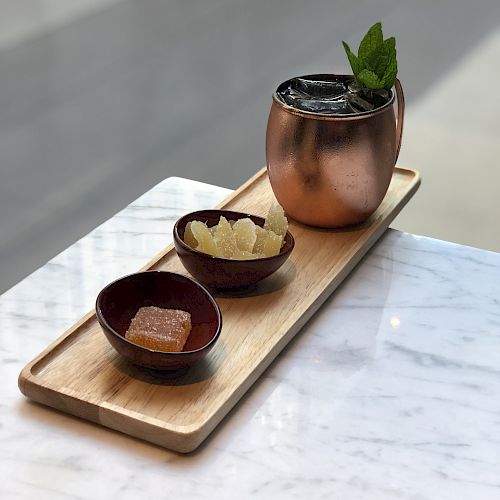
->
[1,176,499,500]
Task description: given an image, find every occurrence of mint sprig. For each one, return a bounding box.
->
[342,22,397,91]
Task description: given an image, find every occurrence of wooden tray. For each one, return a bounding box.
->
[19,167,420,453]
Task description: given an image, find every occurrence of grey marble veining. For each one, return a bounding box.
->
[1,178,500,499]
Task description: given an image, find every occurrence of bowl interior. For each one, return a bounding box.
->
[174,209,294,261]
[97,271,221,352]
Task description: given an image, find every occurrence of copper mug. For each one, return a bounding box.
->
[266,74,404,227]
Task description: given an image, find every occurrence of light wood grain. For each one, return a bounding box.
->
[18,167,420,453]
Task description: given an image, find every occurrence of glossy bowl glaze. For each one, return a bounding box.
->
[173,210,295,289]
[96,271,222,371]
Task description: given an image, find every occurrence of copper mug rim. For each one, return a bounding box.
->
[272,73,395,121]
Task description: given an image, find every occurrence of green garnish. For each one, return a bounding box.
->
[342,22,397,91]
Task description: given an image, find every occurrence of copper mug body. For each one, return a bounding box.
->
[266,74,404,227]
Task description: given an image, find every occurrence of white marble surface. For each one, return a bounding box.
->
[1,177,500,500]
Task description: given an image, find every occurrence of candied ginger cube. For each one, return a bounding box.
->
[264,204,288,237]
[233,218,257,252]
[186,204,288,260]
[183,222,198,249]
[233,249,256,260]
[191,221,218,256]
[213,216,238,258]
[253,225,268,255]
[261,230,283,257]
[125,306,192,352]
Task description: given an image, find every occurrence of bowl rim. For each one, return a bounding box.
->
[173,209,295,262]
[95,270,222,356]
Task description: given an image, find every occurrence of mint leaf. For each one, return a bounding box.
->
[381,53,397,90]
[342,22,398,91]
[357,69,383,89]
[383,36,396,57]
[342,41,360,77]
[365,49,389,77]
[366,37,392,76]
[358,22,383,64]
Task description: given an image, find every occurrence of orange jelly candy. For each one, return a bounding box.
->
[125,306,192,352]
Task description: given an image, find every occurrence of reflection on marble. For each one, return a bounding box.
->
[1,178,500,500]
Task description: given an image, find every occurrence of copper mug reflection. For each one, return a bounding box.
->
[266,74,404,227]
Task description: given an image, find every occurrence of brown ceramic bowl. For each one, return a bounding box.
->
[96,271,222,371]
[173,210,295,289]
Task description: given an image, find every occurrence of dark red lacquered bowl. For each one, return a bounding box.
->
[173,210,295,289]
[96,271,222,371]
